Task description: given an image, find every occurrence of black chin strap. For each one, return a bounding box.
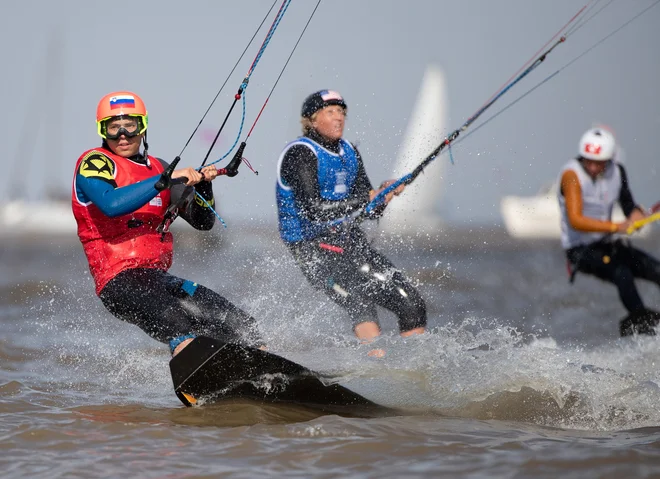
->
[142,131,149,165]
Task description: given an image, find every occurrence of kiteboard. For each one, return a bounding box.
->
[169,336,385,414]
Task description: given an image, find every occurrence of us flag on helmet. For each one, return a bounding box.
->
[320,90,343,101]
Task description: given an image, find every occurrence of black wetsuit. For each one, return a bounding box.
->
[81,153,262,351]
[278,130,427,333]
[99,268,262,349]
[567,240,660,313]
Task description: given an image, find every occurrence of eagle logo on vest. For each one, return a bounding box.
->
[79,152,116,182]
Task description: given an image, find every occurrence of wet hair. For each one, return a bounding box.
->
[300,113,317,135]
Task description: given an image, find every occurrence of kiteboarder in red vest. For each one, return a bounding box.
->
[72,91,263,355]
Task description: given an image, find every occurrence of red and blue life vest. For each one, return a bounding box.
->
[71,148,173,295]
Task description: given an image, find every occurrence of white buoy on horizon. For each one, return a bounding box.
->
[381,64,448,236]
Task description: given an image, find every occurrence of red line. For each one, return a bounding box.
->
[247,0,288,76]
[247,98,269,138]
[475,2,591,115]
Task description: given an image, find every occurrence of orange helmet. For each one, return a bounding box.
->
[96,91,148,138]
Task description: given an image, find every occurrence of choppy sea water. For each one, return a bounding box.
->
[2,224,660,478]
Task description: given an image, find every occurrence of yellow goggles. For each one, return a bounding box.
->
[97,114,148,139]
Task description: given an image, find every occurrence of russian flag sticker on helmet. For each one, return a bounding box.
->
[109,94,136,110]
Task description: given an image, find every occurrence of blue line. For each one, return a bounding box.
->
[245,0,292,82]
[195,191,227,228]
[209,92,247,166]
[208,0,292,167]
[364,174,412,215]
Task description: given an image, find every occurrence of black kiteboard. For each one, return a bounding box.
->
[169,336,383,414]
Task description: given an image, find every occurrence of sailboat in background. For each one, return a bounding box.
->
[500,183,651,239]
[0,28,77,239]
[0,30,200,240]
[380,65,447,236]
[500,146,652,239]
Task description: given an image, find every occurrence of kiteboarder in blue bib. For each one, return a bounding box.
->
[275,90,427,352]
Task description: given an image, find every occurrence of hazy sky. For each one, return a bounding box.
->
[2,0,659,226]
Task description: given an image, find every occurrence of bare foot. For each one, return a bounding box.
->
[172,338,194,356]
[400,327,425,338]
[355,321,381,342]
[367,348,386,358]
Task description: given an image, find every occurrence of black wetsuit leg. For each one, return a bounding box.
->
[616,241,660,286]
[567,241,645,313]
[290,239,427,333]
[99,268,262,347]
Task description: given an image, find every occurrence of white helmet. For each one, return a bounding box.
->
[578,127,616,161]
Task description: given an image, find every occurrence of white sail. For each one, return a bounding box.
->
[0,200,77,237]
[500,181,651,239]
[381,64,447,235]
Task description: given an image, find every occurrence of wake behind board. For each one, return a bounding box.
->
[170,336,384,414]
